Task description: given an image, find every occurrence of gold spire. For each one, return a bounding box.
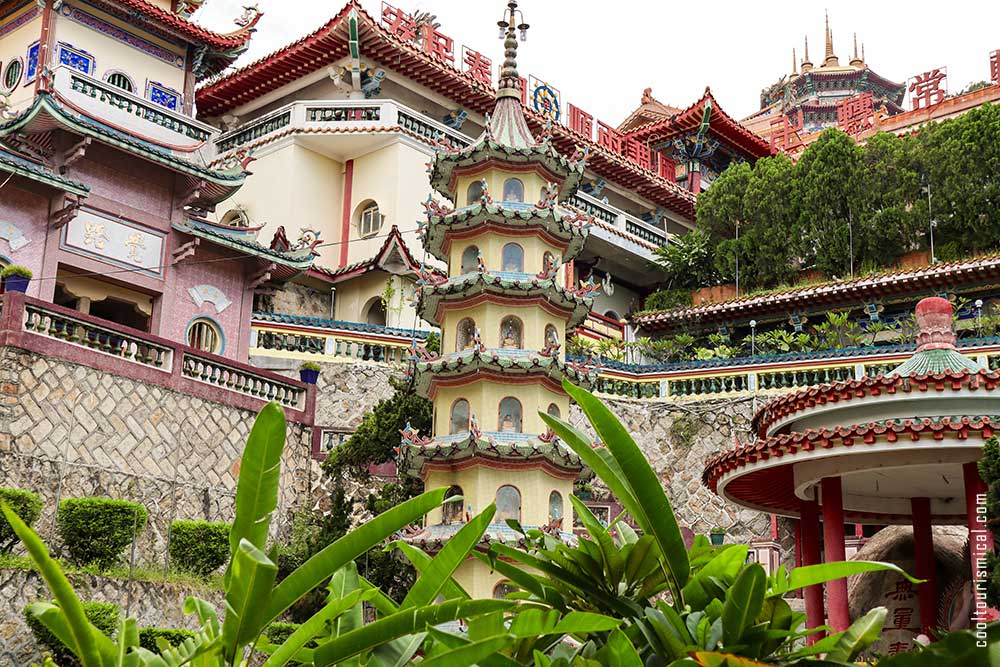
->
[802,35,813,72]
[862,42,866,64]
[793,47,798,75]
[823,11,839,67]
[850,32,863,67]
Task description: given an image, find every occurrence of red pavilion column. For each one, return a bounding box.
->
[911,497,938,635]
[821,477,851,632]
[964,462,994,616]
[799,499,825,643]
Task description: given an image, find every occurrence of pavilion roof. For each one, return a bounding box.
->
[632,254,1000,333]
[0,93,245,206]
[174,217,317,281]
[623,88,774,160]
[195,1,696,219]
[0,145,89,196]
[308,225,421,283]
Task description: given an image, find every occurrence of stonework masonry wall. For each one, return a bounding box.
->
[0,570,224,667]
[0,346,314,568]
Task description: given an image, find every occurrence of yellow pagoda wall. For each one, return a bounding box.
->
[0,5,42,109]
[455,170,550,208]
[438,301,566,354]
[447,233,565,283]
[432,382,568,437]
[424,466,573,529]
[53,3,187,97]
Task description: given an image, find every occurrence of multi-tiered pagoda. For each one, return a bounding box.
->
[397,0,599,599]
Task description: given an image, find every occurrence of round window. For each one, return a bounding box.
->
[186,317,224,354]
[3,58,23,92]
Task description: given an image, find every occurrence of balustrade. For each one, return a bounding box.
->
[251,320,417,368]
[182,353,305,409]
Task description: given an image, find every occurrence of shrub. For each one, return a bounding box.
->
[642,288,692,312]
[168,520,229,577]
[0,265,32,280]
[264,622,300,645]
[25,600,118,666]
[138,627,197,652]
[0,488,42,553]
[298,361,322,372]
[57,498,147,569]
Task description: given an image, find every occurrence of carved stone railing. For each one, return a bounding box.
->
[23,301,173,370]
[0,294,312,418]
[182,353,305,410]
[250,313,427,368]
[215,110,292,153]
[566,191,671,253]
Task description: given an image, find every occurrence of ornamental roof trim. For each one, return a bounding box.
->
[0,93,245,202]
[309,225,423,283]
[623,87,774,160]
[174,218,317,271]
[0,145,89,195]
[632,254,1000,331]
[252,311,429,339]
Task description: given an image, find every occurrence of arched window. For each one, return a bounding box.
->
[3,58,22,92]
[460,245,479,274]
[456,318,477,351]
[364,298,386,326]
[466,180,484,205]
[548,491,564,521]
[443,485,464,523]
[502,178,524,203]
[449,399,469,435]
[604,310,621,321]
[546,403,561,419]
[357,201,383,238]
[493,580,518,599]
[186,317,223,354]
[104,71,135,93]
[544,324,559,347]
[219,207,250,228]
[498,397,522,433]
[496,485,521,522]
[500,316,522,349]
[501,243,523,272]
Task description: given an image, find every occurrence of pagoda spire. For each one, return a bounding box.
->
[495,0,527,100]
[486,1,535,149]
[850,32,863,67]
[792,47,798,75]
[823,11,839,67]
[802,35,813,72]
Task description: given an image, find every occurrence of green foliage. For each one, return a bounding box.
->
[25,600,119,667]
[0,487,42,553]
[137,627,197,652]
[169,521,230,577]
[298,361,322,372]
[652,229,720,290]
[1,264,33,279]
[57,498,147,569]
[641,288,692,312]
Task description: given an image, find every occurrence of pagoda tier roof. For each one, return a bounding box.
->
[420,200,589,263]
[416,269,594,330]
[195,2,696,220]
[428,136,586,204]
[52,0,261,78]
[396,520,577,552]
[0,93,244,206]
[411,347,599,399]
[701,414,999,521]
[173,218,317,281]
[0,145,89,196]
[632,254,1000,333]
[623,88,774,161]
[752,368,1000,438]
[398,429,586,480]
[253,310,429,340]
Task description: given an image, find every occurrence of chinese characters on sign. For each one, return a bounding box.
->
[462,46,492,86]
[991,50,1000,85]
[836,92,874,137]
[909,68,946,111]
[64,210,165,276]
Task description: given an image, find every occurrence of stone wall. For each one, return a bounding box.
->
[0,346,314,568]
[0,569,225,667]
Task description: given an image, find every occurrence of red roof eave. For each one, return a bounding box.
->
[80,0,259,50]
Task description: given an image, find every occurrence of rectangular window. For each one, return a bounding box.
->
[360,207,383,237]
[57,42,95,75]
[25,42,39,83]
[147,80,181,111]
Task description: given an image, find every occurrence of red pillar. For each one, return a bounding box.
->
[338,159,355,268]
[964,462,994,621]
[821,477,851,632]
[800,499,825,643]
[911,497,938,635]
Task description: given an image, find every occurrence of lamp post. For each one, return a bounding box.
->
[976,299,984,338]
[750,319,757,357]
[924,177,936,264]
[497,0,529,40]
[735,221,741,297]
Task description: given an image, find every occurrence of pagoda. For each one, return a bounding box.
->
[397,0,599,599]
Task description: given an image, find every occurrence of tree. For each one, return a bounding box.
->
[652,229,720,290]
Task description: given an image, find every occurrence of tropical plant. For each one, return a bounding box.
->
[25,601,119,667]
[0,487,42,553]
[652,229,721,290]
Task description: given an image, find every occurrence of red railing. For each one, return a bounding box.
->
[0,293,314,423]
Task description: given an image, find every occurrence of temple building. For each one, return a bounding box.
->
[743,12,905,142]
[0,0,319,360]
[396,3,598,598]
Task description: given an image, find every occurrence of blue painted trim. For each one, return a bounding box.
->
[253,311,431,339]
[185,315,226,355]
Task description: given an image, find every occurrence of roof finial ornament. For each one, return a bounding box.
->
[802,35,813,71]
[495,0,529,100]
[823,10,839,67]
[792,47,797,75]
[850,32,863,67]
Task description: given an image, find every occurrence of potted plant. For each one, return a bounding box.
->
[1,265,32,293]
[709,526,726,546]
[298,361,321,384]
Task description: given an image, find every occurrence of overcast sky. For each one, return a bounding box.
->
[197,0,1000,122]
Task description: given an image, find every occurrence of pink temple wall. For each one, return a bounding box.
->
[0,185,51,299]
[164,245,252,361]
[70,147,174,226]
